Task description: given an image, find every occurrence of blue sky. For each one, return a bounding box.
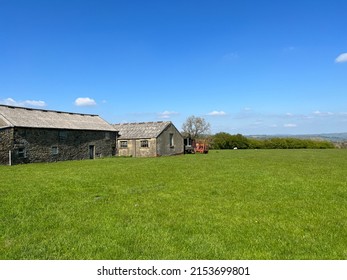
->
[1,0,347,135]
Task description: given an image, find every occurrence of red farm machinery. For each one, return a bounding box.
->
[184,138,209,154]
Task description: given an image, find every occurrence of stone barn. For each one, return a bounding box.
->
[0,105,117,165]
[113,121,184,157]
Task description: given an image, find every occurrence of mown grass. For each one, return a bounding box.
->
[0,150,346,259]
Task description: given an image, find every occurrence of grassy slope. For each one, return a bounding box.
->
[0,150,346,260]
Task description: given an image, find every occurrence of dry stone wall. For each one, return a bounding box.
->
[156,124,184,156]
[0,127,117,165]
[0,128,13,165]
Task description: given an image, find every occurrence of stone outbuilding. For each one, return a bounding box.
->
[0,105,117,165]
[113,121,184,157]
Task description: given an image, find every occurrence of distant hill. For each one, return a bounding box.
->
[248,132,347,142]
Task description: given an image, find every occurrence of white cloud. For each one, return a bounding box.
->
[74,97,97,107]
[313,111,334,116]
[1,98,17,106]
[335,53,347,63]
[207,110,227,116]
[284,123,297,128]
[24,100,47,107]
[1,98,47,107]
[158,110,178,119]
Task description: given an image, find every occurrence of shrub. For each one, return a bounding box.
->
[211,133,335,149]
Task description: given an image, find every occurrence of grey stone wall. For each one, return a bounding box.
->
[118,138,157,157]
[0,128,14,165]
[0,127,117,165]
[156,124,184,156]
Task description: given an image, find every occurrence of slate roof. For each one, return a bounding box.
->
[113,121,172,139]
[0,105,116,131]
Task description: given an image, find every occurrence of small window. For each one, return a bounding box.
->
[51,146,59,155]
[169,133,174,147]
[140,140,149,148]
[120,141,128,148]
[18,147,26,158]
[105,132,110,140]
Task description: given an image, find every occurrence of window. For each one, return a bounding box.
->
[169,133,174,147]
[120,141,128,148]
[140,140,149,148]
[18,147,26,158]
[51,146,59,155]
[105,132,110,140]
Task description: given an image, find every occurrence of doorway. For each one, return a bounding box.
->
[89,145,95,159]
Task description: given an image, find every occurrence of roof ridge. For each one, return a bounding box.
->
[113,121,171,125]
[0,104,98,117]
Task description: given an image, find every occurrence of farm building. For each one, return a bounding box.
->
[113,121,184,157]
[0,105,118,165]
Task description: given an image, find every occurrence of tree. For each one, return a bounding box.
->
[182,115,211,139]
[211,132,250,149]
[211,132,232,149]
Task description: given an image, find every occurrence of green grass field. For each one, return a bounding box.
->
[1,150,346,260]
